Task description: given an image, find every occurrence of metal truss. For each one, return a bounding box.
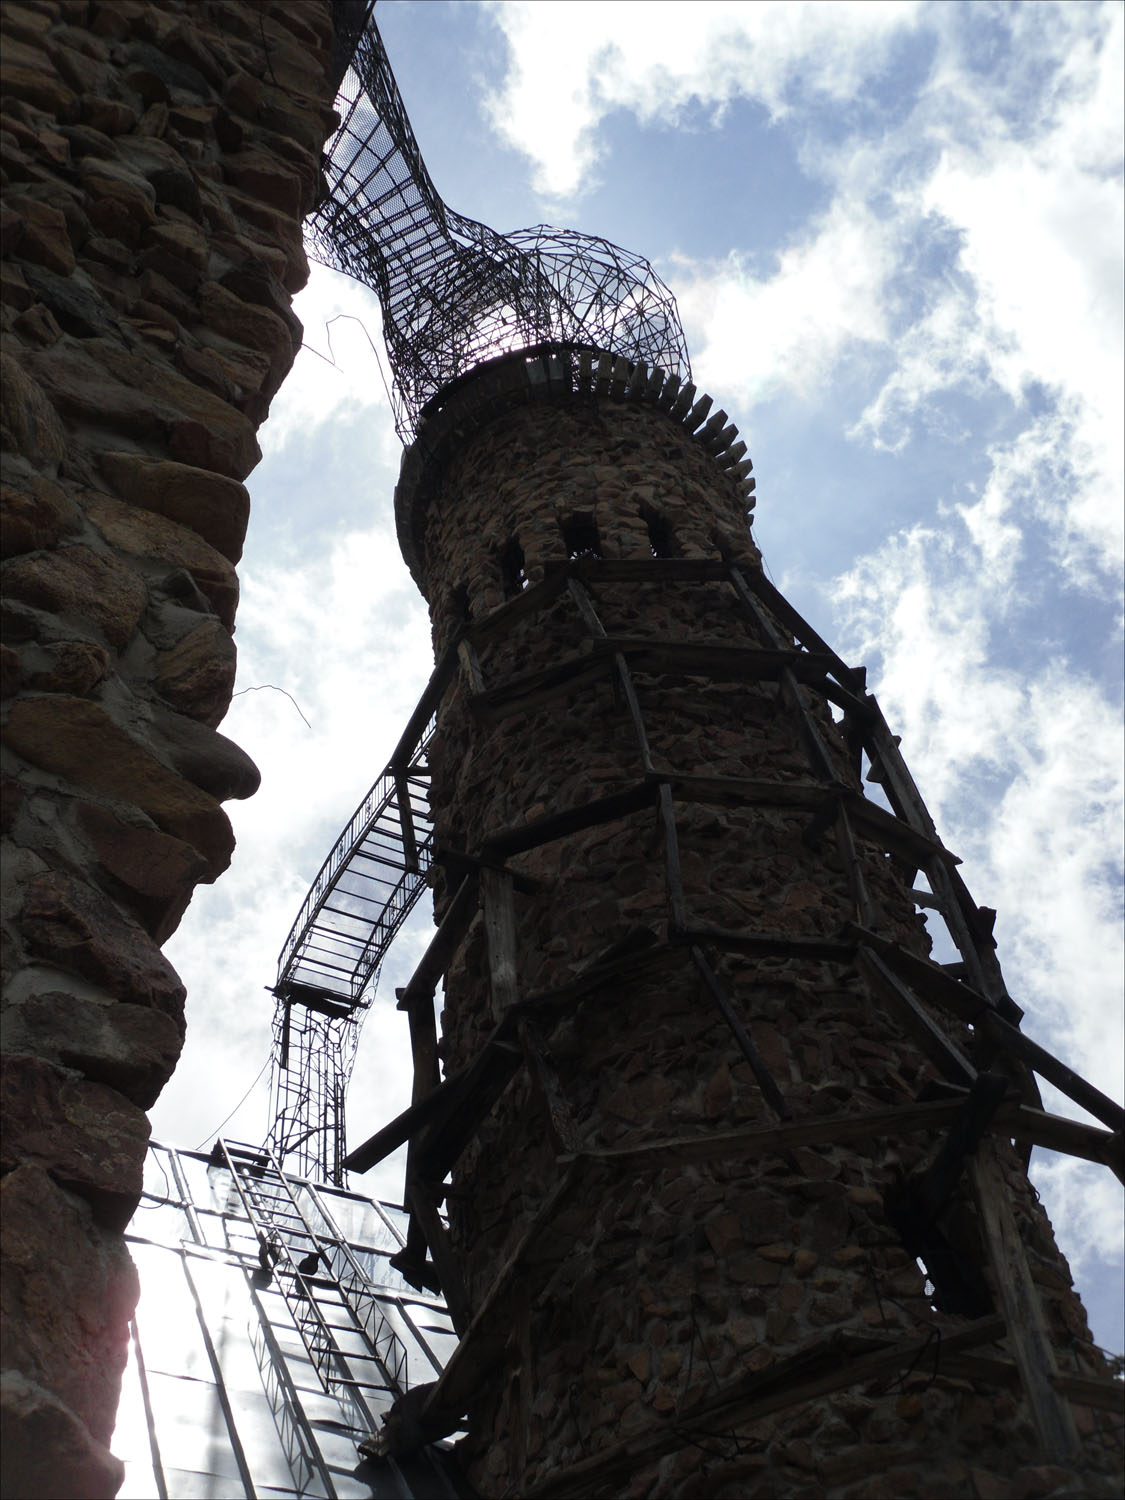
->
[266,697,437,1185]
[309,6,689,439]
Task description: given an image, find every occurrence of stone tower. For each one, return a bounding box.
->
[357,345,1124,1498]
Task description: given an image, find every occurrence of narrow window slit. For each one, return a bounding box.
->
[499,538,528,597]
[561,513,601,561]
[642,505,678,558]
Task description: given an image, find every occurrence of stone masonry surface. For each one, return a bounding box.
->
[0,3,337,1495]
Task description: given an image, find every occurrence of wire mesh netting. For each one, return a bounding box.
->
[308,5,690,440]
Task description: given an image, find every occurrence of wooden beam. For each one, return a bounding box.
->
[481,780,657,858]
[970,1150,1081,1463]
[690,945,791,1120]
[405,1180,472,1336]
[482,866,518,1021]
[676,925,855,962]
[658,783,686,928]
[526,1316,1007,1498]
[396,873,479,1014]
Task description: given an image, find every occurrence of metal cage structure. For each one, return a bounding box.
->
[307,6,690,440]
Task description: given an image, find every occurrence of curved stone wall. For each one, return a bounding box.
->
[0,3,338,1494]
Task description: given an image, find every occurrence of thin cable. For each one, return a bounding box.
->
[230,683,312,730]
[193,1056,271,1151]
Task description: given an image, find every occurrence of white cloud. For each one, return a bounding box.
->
[485,0,920,201]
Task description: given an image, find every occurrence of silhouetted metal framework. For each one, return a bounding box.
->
[307,5,690,440]
[267,696,436,1184]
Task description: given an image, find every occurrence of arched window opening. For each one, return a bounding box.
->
[561,513,601,561]
[498,538,528,597]
[642,504,678,558]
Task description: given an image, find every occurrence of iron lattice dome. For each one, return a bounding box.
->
[307,4,690,440]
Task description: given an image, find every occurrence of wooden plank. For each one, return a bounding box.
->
[393,770,419,873]
[691,945,790,1119]
[970,1149,1081,1463]
[847,792,958,866]
[396,874,479,1013]
[862,934,1125,1129]
[526,1316,1007,1498]
[481,780,657,858]
[405,1180,471,1336]
[614,652,654,773]
[735,565,866,692]
[658,783,686,928]
[471,649,609,723]
[660,772,839,809]
[482,866,518,1021]
[561,1095,972,1171]
[419,1165,582,1426]
[604,637,833,685]
[835,805,874,927]
[457,637,485,694]
[677,925,855,962]
[469,566,569,647]
[857,946,978,1088]
[519,1016,580,1154]
[566,576,607,637]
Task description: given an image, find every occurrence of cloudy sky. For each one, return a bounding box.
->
[147,1,1123,1351]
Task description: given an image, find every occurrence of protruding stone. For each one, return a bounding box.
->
[97,450,251,563]
[0,1371,124,1500]
[84,491,239,628]
[26,639,110,696]
[77,800,209,941]
[3,697,235,877]
[19,870,187,1026]
[153,616,236,726]
[1,1165,139,1442]
[0,352,66,468]
[0,1057,150,1230]
[1,544,148,648]
[0,475,81,556]
[7,991,183,1107]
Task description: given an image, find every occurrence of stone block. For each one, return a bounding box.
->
[19,869,187,1025]
[0,1057,149,1230]
[1,1165,139,1442]
[3,196,76,277]
[1,543,147,647]
[77,800,209,940]
[3,697,235,877]
[8,990,183,1107]
[84,491,239,628]
[153,616,236,726]
[0,352,66,469]
[26,639,110,696]
[97,450,250,563]
[0,1371,124,1500]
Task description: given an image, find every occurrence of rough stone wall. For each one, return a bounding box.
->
[408,394,1120,1498]
[0,3,337,1495]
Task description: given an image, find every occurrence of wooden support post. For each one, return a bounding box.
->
[458,637,485,695]
[691,945,791,1121]
[969,1149,1081,1464]
[406,1180,472,1336]
[482,865,518,1020]
[566,575,607,637]
[519,1016,580,1154]
[393,769,419,873]
[614,653,654,774]
[658,783,686,929]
